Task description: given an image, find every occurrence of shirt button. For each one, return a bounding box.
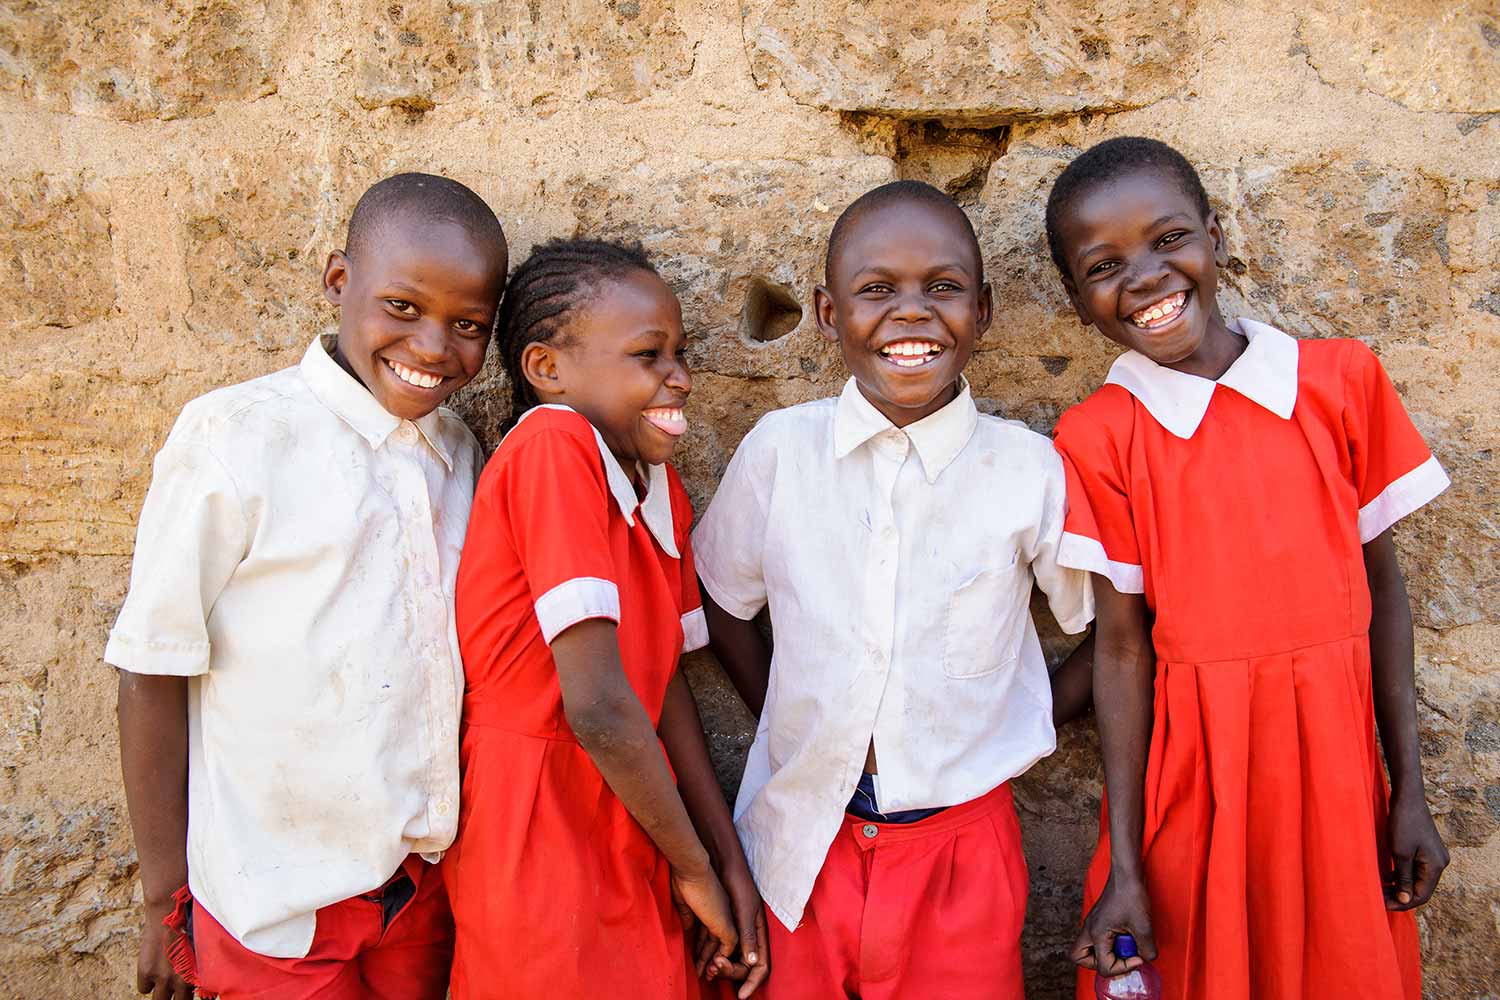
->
[436,801,452,816]
[397,424,417,443]
[861,824,878,839]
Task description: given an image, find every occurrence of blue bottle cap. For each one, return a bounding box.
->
[1114,934,1139,959]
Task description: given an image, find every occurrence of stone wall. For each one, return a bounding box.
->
[1,1,1496,996]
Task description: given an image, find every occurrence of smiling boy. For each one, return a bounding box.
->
[692,181,1095,998]
[108,173,508,1000]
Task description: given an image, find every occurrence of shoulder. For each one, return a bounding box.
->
[430,405,483,455]
[1297,335,1375,376]
[972,411,1060,467]
[497,406,602,460]
[167,365,307,451]
[742,396,838,447]
[1054,384,1136,446]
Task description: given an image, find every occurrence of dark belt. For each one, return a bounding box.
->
[845,772,948,825]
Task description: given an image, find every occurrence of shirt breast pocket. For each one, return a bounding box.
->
[942,559,1027,679]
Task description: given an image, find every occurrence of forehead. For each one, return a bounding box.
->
[1064,168,1203,237]
[358,215,506,279]
[831,199,980,278]
[572,269,682,335]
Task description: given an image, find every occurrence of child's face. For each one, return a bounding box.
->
[323,218,507,421]
[1055,168,1231,369]
[525,270,691,468]
[816,200,991,428]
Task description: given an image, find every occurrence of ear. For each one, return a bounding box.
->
[1206,210,1229,269]
[975,282,994,337]
[323,250,350,307]
[520,341,565,401]
[1060,273,1095,329]
[813,285,839,343]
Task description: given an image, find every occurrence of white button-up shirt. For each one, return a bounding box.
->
[104,337,482,958]
[692,378,1093,929]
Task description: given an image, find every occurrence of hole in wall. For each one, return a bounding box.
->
[839,113,1010,206]
[740,277,804,344]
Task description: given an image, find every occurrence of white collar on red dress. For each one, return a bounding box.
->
[509,404,678,558]
[833,375,979,484]
[1104,317,1300,439]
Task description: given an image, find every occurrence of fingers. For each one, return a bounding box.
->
[1410,848,1448,907]
[737,908,769,998]
[1070,929,1098,971]
[1386,851,1416,910]
[1133,922,1158,962]
[735,903,760,971]
[695,925,719,978]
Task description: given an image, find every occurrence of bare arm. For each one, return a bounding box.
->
[117,671,195,1000]
[1051,630,1095,727]
[552,619,737,965]
[659,669,768,995]
[1364,528,1448,909]
[1072,580,1157,976]
[701,585,772,718]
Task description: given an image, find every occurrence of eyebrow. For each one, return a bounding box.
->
[850,262,973,281]
[1074,213,1195,265]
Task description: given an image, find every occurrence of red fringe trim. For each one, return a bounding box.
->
[161,883,217,997]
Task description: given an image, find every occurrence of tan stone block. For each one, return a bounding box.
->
[741,0,1201,120]
[353,0,696,113]
[0,172,115,333]
[1296,2,1500,115]
[0,0,287,120]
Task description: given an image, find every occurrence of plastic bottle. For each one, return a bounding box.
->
[1093,933,1163,1000]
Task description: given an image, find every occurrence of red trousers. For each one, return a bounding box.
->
[193,856,454,1000]
[762,782,1029,1000]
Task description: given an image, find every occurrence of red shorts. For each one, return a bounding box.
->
[192,855,454,1000]
[762,782,1029,1000]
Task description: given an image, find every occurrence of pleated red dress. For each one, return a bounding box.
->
[1053,321,1449,1000]
[444,406,709,999]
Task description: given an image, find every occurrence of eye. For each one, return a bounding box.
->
[857,282,894,295]
[454,319,487,335]
[386,299,416,314]
[633,349,660,359]
[1157,231,1187,248]
[930,280,962,293]
[1085,260,1119,278]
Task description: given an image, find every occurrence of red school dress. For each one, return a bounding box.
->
[444,405,710,1000]
[1053,320,1449,1000]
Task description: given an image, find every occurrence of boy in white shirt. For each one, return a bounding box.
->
[693,181,1094,999]
[107,173,508,1000]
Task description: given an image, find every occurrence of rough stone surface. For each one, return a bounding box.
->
[1,2,1497,997]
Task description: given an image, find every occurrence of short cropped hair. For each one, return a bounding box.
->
[1044,137,1211,276]
[826,180,982,283]
[345,172,505,262]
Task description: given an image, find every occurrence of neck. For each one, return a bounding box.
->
[861,378,960,429]
[1164,311,1244,381]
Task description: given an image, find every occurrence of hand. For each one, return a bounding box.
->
[1385,792,1449,910]
[1072,868,1156,978]
[705,856,769,998]
[135,899,197,1000]
[672,867,738,981]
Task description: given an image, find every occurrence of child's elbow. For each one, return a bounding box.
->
[563,693,635,754]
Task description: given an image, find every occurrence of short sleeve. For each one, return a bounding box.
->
[104,441,249,676]
[1052,409,1145,595]
[1343,342,1450,543]
[1028,447,1096,633]
[670,473,709,653]
[690,422,773,621]
[493,424,621,644]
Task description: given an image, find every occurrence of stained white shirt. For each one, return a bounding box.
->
[105,337,482,958]
[692,378,1093,929]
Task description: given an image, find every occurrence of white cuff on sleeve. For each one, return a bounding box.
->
[1358,454,1450,544]
[103,631,211,676]
[681,607,709,653]
[1057,532,1145,595]
[535,577,621,644]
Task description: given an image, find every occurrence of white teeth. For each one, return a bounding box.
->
[388,359,443,388]
[1130,291,1187,329]
[880,341,944,363]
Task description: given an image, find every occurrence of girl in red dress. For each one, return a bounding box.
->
[1045,138,1451,1000]
[445,240,768,999]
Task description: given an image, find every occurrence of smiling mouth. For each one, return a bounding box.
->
[879,340,945,368]
[1128,290,1189,330]
[386,358,445,389]
[642,406,688,437]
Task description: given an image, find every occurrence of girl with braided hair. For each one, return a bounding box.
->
[444,239,768,999]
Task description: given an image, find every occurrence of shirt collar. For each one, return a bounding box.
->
[1103,317,1300,439]
[833,376,979,484]
[511,404,678,558]
[300,336,455,470]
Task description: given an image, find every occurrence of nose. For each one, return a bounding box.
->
[890,287,933,322]
[666,352,692,394]
[1123,255,1170,294]
[408,321,450,364]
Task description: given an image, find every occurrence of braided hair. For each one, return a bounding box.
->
[496,237,657,429]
